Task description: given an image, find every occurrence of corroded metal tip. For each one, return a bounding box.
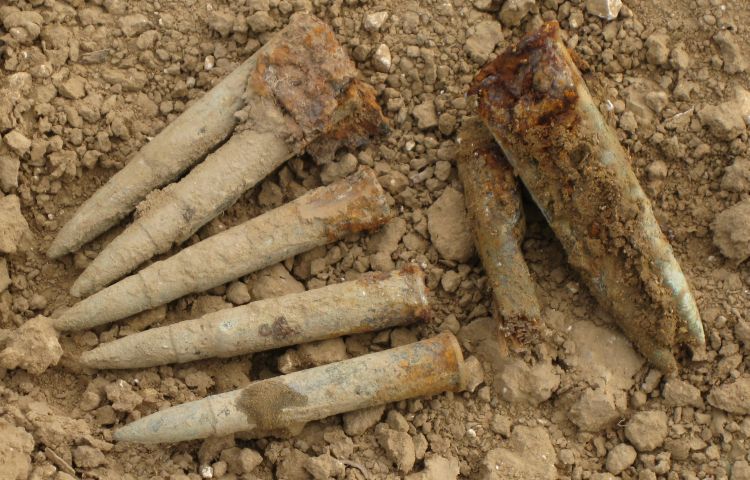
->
[114,333,467,444]
[457,117,540,348]
[471,21,704,371]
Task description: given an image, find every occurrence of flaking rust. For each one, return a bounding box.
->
[113,332,480,444]
[470,21,704,371]
[457,117,540,348]
[69,15,388,298]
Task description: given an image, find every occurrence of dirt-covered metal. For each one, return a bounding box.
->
[53,168,391,332]
[80,266,430,369]
[113,332,474,443]
[458,117,540,348]
[68,14,387,297]
[470,21,704,371]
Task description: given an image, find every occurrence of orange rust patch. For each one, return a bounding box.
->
[470,21,579,133]
[307,80,388,164]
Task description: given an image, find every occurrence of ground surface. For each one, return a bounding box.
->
[1,0,750,479]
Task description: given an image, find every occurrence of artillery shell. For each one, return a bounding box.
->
[470,22,704,371]
[80,266,429,369]
[457,117,540,346]
[48,14,333,260]
[70,22,387,297]
[53,168,390,332]
[113,332,470,443]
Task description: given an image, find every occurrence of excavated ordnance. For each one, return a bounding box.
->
[457,117,540,347]
[80,267,429,369]
[113,332,475,443]
[53,168,390,332]
[48,13,384,262]
[469,21,704,371]
[70,18,387,297]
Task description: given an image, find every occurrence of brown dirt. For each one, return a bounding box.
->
[2,0,750,478]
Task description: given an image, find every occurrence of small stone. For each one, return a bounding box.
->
[480,426,557,479]
[105,380,142,412]
[72,445,106,468]
[0,258,9,293]
[438,113,457,136]
[707,376,750,414]
[207,9,235,37]
[662,378,703,407]
[568,387,621,432]
[372,44,392,73]
[645,33,669,66]
[2,11,43,44]
[248,263,304,300]
[585,0,622,20]
[247,11,276,33]
[495,357,559,405]
[427,187,474,262]
[343,405,385,436]
[59,76,86,99]
[714,31,747,74]
[225,281,251,305]
[4,130,31,156]
[413,100,438,130]
[79,391,102,412]
[441,270,461,292]
[606,443,637,474]
[0,155,20,192]
[465,20,503,64]
[118,14,152,37]
[713,199,750,263]
[700,105,745,141]
[0,420,34,480]
[499,0,535,27]
[0,195,31,255]
[235,449,262,473]
[624,410,668,452]
[320,153,358,184]
[386,410,410,432]
[405,455,460,480]
[377,427,416,473]
[722,158,750,193]
[473,0,501,12]
[363,11,389,32]
[0,317,62,375]
[670,47,690,70]
[304,453,344,480]
[491,414,512,437]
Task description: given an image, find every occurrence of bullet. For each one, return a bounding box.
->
[114,332,475,443]
[49,14,335,260]
[457,117,540,347]
[53,168,391,332]
[80,266,430,369]
[470,21,704,371]
[69,16,387,297]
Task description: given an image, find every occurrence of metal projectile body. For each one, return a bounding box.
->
[458,117,540,347]
[70,14,386,297]
[54,168,390,332]
[470,22,704,371]
[80,267,429,369]
[114,332,473,443]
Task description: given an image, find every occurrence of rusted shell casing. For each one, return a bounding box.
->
[48,13,335,260]
[80,267,430,369]
[457,117,540,347]
[53,168,391,332]
[69,17,387,297]
[113,332,469,444]
[470,22,704,371]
